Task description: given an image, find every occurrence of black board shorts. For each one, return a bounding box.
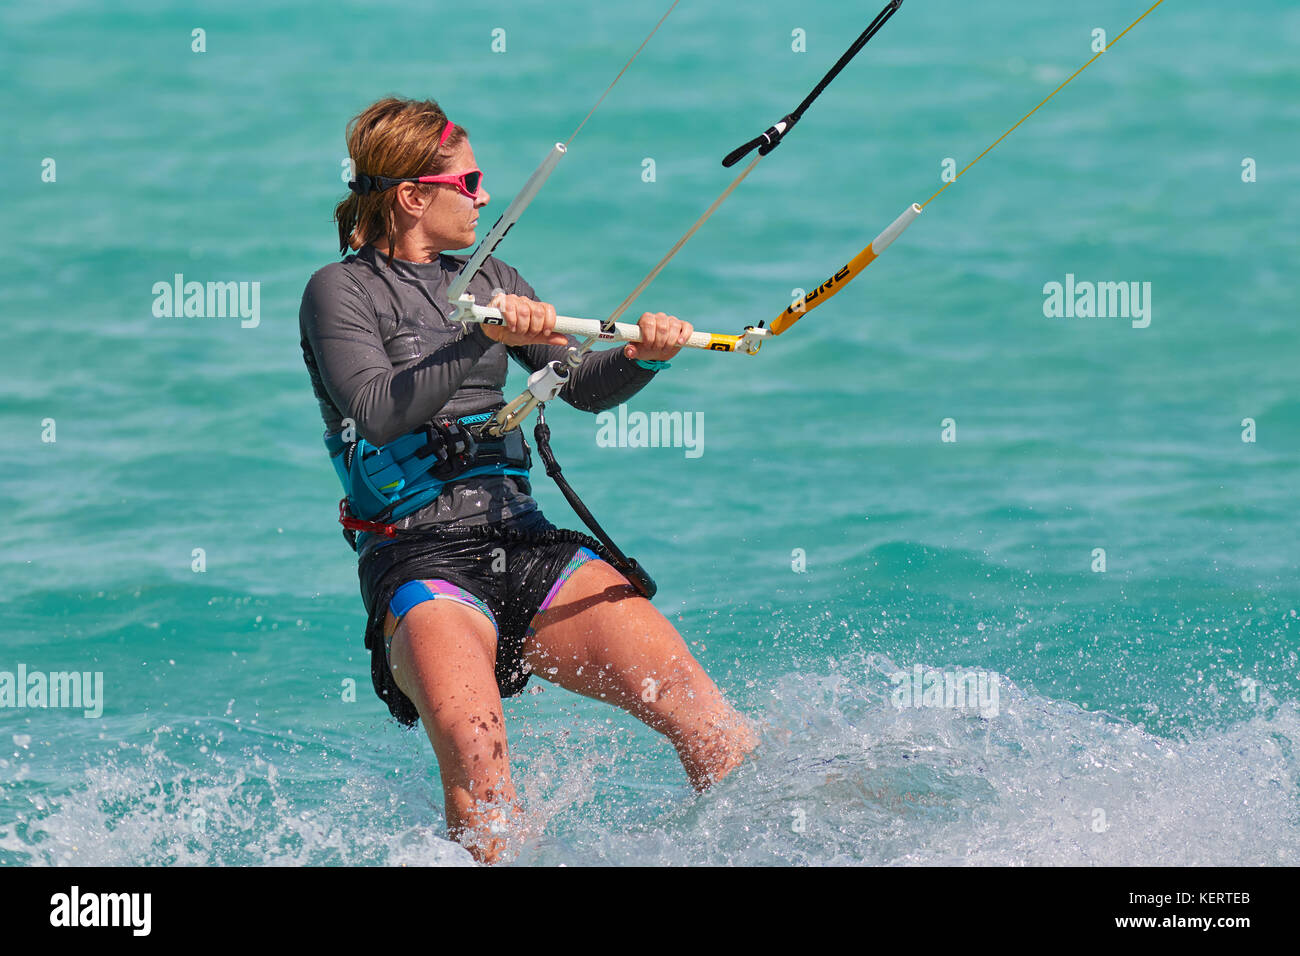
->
[356,512,595,727]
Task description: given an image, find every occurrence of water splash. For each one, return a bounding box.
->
[3,658,1296,866]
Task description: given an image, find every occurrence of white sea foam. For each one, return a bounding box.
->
[3,661,1296,867]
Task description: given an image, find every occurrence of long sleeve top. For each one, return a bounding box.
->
[300,244,660,552]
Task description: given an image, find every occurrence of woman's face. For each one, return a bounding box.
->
[417,139,490,252]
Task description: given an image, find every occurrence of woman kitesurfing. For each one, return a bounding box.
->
[296,0,1154,865]
[299,96,757,863]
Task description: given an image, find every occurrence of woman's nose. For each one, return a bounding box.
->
[476,186,490,206]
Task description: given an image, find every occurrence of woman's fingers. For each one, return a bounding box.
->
[508,294,531,332]
[650,312,690,348]
[672,315,694,346]
[488,292,525,331]
[484,293,566,345]
[628,311,691,360]
[536,301,564,345]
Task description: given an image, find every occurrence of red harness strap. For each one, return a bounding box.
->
[338,499,398,539]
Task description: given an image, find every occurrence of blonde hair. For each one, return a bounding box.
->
[333,97,468,259]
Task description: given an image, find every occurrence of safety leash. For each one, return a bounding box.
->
[530,403,656,598]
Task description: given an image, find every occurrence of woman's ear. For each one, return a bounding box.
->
[393,182,429,218]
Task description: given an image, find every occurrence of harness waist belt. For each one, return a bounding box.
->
[325,412,532,525]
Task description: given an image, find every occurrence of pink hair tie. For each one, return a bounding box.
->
[439,121,456,147]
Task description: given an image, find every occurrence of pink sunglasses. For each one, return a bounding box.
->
[347,121,483,198]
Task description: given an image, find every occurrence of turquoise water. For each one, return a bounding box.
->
[2,0,1298,865]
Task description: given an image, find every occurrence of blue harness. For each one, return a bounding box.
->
[326,412,531,535]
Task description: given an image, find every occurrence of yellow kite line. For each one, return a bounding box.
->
[761,0,1169,346]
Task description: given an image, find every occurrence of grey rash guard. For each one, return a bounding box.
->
[300,243,660,557]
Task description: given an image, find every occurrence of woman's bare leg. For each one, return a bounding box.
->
[523,559,758,789]
[385,601,519,864]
